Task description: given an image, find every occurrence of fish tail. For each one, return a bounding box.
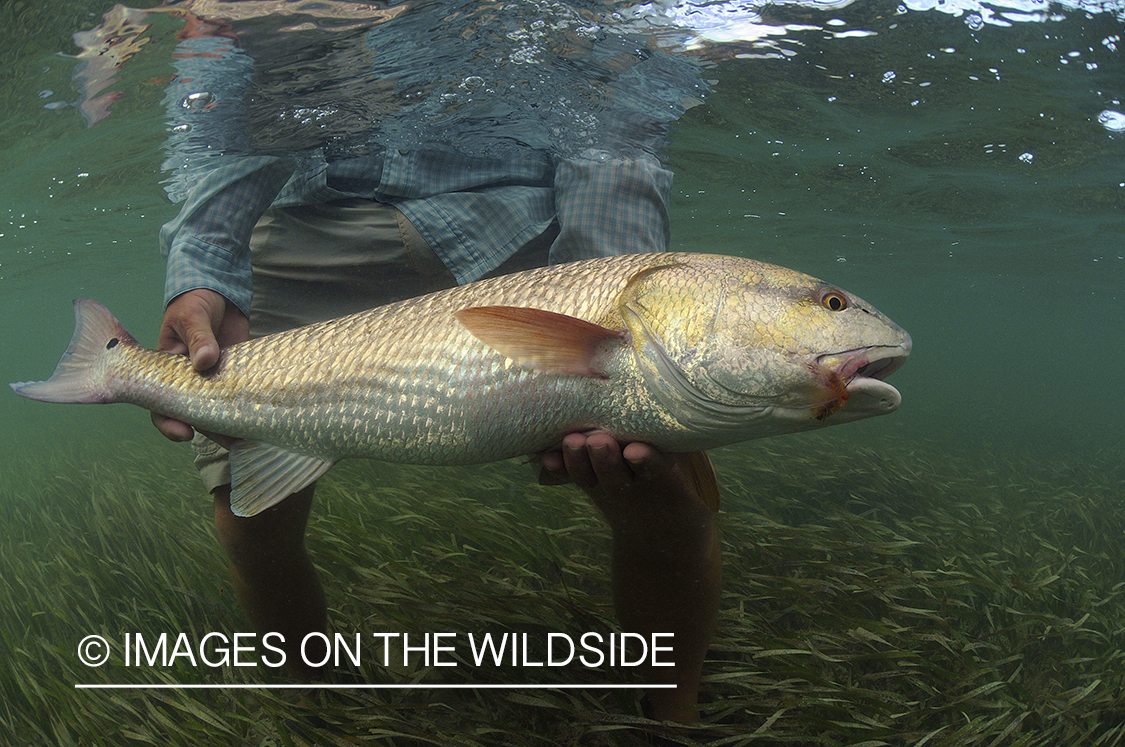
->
[9,299,135,404]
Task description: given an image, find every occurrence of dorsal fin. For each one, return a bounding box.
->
[455,306,626,378]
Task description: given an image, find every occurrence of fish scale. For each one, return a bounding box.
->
[120,256,647,465]
[11,253,910,516]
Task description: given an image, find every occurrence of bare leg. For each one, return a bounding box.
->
[212,483,327,678]
[541,432,722,722]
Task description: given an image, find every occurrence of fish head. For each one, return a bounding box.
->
[619,255,911,446]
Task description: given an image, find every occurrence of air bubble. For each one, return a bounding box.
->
[1097,110,1125,132]
[182,92,215,110]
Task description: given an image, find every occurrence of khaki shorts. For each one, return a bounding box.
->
[193,199,458,492]
[192,197,558,492]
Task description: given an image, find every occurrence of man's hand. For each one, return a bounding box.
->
[538,431,670,490]
[537,430,721,723]
[151,289,248,442]
[536,431,710,528]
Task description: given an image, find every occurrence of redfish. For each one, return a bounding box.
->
[11,253,910,515]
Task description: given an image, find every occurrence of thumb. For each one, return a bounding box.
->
[160,289,228,372]
[186,323,221,372]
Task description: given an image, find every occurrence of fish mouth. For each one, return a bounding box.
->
[820,342,910,384]
[814,339,911,420]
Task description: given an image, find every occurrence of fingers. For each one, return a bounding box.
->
[158,291,218,370]
[151,412,195,442]
[621,441,667,482]
[534,450,568,485]
[536,432,611,488]
[152,289,248,442]
[560,432,604,489]
[150,413,236,449]
[537,431,674,491]
[158,289,248,372]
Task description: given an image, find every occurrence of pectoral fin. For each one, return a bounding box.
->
[679,451,721,512]
[455,306,626,378]
[228,440,336,517]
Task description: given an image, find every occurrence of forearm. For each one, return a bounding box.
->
[549,151,673,263]
[159,22,294,314]
[161,156,294,315]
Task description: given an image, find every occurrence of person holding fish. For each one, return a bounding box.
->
[29,0,908,725]
[129,0,716,723]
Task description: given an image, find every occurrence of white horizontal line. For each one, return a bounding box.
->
[75,683,675,690]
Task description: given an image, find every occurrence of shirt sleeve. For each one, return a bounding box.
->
[159,156,295,316]
[548,150,673,264]
[157,28,296,316]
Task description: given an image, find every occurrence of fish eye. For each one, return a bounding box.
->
[820,290,848,312]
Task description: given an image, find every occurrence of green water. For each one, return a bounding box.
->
[4,2,1121,458]
[2,1,1123,744]
[664,6,1125,457]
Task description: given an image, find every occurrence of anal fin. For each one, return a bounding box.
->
[229,441,335,517]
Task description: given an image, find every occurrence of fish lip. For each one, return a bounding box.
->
[806,343,909,420]
[817,342,910,385]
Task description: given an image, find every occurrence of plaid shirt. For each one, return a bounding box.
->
[160,147,674,317]
[157,26,683,316]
